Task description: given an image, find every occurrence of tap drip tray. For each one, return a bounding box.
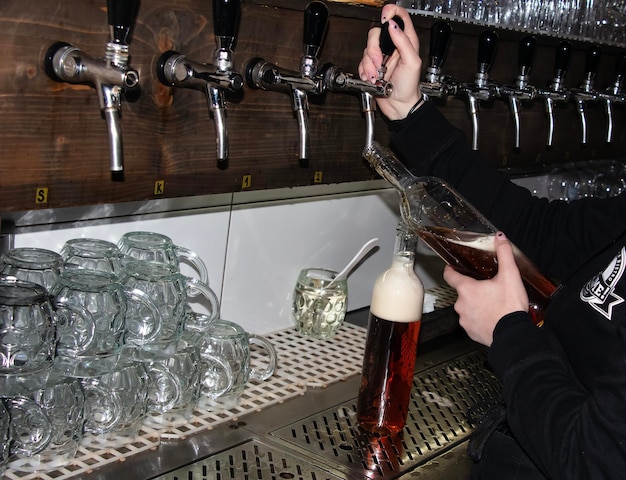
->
[154,347,501,480]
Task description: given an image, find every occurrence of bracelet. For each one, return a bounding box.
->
[407,94,426,117]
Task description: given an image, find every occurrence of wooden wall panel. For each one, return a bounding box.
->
[0,0,624,214]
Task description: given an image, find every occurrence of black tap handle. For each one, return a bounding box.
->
[477,29,498,75]
[554,41,571,77]
[586,46,602,75]
[380,15,405,58]
[303,1,329,56]
[107,0,139,45]
[518,35,536,76]
[429,21,451,69]
[213,0,241,39]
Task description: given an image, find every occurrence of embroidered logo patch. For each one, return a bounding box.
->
[580,247,626,320]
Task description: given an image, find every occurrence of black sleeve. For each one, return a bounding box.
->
[488,313,626,479]
[389,100,626,281]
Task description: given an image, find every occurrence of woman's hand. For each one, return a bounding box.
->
[443,232,529,347]
[357,5,422,121]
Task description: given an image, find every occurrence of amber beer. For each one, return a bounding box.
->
[418,225,557,325]
[357,313,421,435]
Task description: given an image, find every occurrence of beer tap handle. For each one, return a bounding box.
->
[423,21,452,97]
[302,0,328,72]
[213,0,240,48]
[430,21,451,70]
[107,0,138,48]
[377,15,404,83]
[553,41,571,89]
[582,45,601,91]
[517,35,536,84]
[380,16,404,59]
[476,29,498,80]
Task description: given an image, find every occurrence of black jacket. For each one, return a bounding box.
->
[389,100,626,480]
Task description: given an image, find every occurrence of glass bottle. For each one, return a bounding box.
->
[362,141,557,326]
[356,222,424,435]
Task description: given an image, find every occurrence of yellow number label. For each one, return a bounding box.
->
[35,188,48,204]
[314,171,323,183]
[242,175,252,189]
[154,180,165,195]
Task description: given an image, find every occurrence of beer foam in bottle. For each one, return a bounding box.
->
[370,255,423,323]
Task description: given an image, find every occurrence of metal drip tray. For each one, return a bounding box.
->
[154,347,500,480]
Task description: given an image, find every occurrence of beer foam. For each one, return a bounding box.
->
[370,267,423,323]
[449,234,496,252]
[449,233,525,261]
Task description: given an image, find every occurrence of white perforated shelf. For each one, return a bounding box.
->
[3,285,457,480]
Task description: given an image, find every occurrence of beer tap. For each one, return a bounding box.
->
[246,1,328,164]
[597,52,626,143]
[499,36,537,150]
[457,30,499,150]
[421,21,457,99]
[44,0,140,175]
[320,17,401,148]
[536,41,571,148]
[320,65,390,148]
[571,46,601,145]
[156,0,244,167]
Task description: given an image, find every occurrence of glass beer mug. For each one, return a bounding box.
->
[363,141,557,326]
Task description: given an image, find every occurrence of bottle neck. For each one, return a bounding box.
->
[363,142,416,192]
[393,223,418,267]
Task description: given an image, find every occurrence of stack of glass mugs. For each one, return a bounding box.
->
[0,231,276,474]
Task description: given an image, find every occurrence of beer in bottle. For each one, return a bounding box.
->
[356,222,424,435]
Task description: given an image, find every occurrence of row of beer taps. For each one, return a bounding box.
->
[43,0,399,174]
[43,0,626,177]
[422,22,626,150]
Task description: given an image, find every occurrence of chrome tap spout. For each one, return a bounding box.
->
[245,1,329,163]
[43,0,140,175]
[597,52,626,143]
[536,42,571,147]
[499,35,537,150]
[456,29,498,151]
[45,42,139,173]
[571,46,601,145]
[155,0,243,165]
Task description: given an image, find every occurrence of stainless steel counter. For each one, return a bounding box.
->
[69,328,497,480]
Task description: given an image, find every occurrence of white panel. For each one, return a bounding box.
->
[10,186,448,336]
[220,189,446,335]
[12,209,231,300]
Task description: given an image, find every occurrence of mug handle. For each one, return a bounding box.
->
[6,396,52,456]
[144,362,182,412]
[123,287,163,345]
[248,335,277,382]
[175,246,209,286]
[184,277,220,323]
[200,354,234,398]
[81,380,123,434]
[53,299,96,355]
